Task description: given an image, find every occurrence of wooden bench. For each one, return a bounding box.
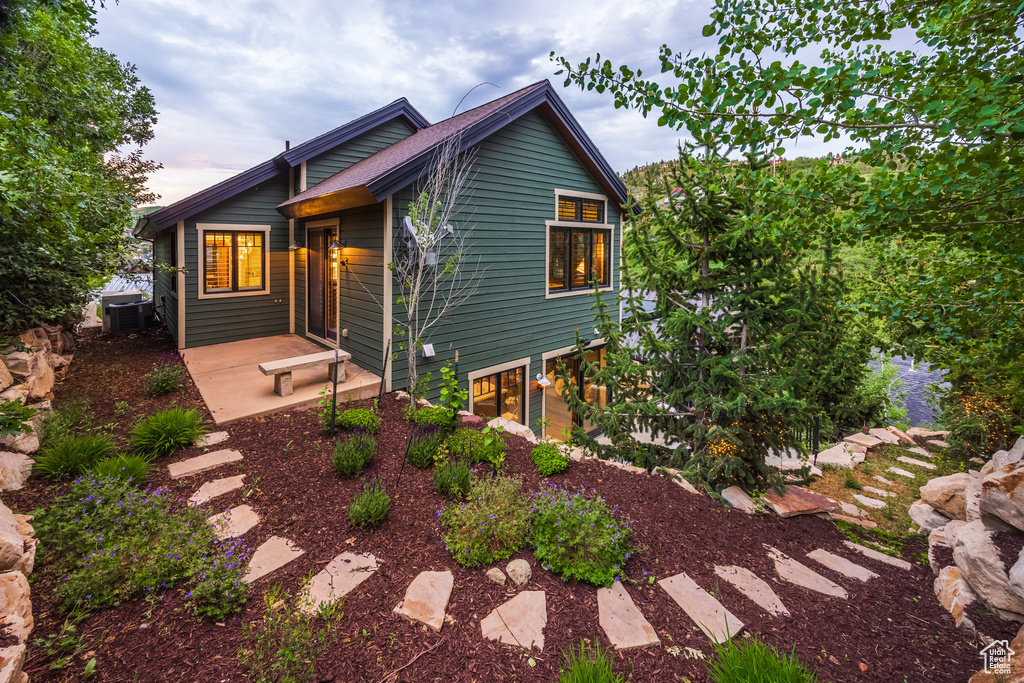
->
[258,349,351,397]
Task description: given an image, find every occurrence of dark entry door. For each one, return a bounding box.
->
[307,227,338,341]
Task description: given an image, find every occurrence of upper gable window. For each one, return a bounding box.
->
[557,196,605,223]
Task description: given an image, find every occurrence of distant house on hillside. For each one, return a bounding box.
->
[134,80,628,439]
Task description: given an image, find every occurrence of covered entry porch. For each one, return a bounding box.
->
[181,334,380,425]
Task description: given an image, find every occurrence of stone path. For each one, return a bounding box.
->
[714,565,789,617]
[862,486,894,498]
[299,552,378,615]
[806,549,878,582]
[168,449,242,479]
[481,591,547,650]
[868,428,900,444]
[659,572,745,642]
[897,455,936,470]
[908,446,933,458]
[394,570,453,632]
[843,541,913,570]
[888,467,917,479]
[927,439,950,448]
[196,431,230,448]
[839,501,868,518]
[874,474,896,486]
[189,474,245,506]
[845,433,883,449]
[597,581,660,649]
[244,536,304,584]
[208,504,259,540]
[852,493,886,509]
[767,546,848,599]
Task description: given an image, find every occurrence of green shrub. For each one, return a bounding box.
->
[558,640,624,683]
[34,435,115,481]
[38,397,91,448]
[439,475,531,567]
[842,469,862,491]
[130,407,207,459]
[333,433,375,478]
[531,441,571,476]
[436,427,506,472]
[408,428,445,468]
[91,455,151,485]
[530,484,632,587]
[433,454,471,499]
[337,408,380,434]
[348,474,390,528]
[239,583,343,683]
[709,635,817,683]
[145,362,184,397]
[409,406,457,432]
[0,398,35,440]
[33,474,249,620]
[943,390,1017,461]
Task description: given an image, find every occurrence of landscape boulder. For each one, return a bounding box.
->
[506,558,532,586]
[951,520,1024,621]
[0,454,32,492]
[763,485,840,518]
[17,329,48,354]
[24,354,54,399]
[721,486,756,513]
[995,447,1023,473]
[909,500,952,534]
[487,417,538,444]
[0,362,10,393]
[981,462,1024,532]
[921,472,973,521]
[40,324,73,355]
[0,355,30,380]
[0,572,32,643]
[934,565,975,627]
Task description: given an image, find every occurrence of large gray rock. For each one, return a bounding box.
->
[966,475,983,523]
[0,361,11,393]
[0,502,23,573]
[1011,437,1024,465]
[951,520,1024,621]
[909,500,952,534]
[0,572,32,643]
[0,453,32,492]
[0,354,30,379]
[981,462,1024,532]
[721,486,756,513]
[921,473,973,521]
[993,450,1016,473]
[506,558,532,586]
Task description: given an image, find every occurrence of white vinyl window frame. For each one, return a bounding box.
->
[545,188,615,300]
[468,356,532,427]
[195,223,272,300]
[303,217,341,349]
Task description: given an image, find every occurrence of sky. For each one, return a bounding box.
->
[91,0,842,206]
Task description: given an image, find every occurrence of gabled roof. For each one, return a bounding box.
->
[133,98,429,238]
[278,80,629,219]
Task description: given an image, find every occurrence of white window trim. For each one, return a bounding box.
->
[539,340,605,439]
[195,223,272,300]
[468,356,532,427]
[303,218,341,349]
[546,189,615,300]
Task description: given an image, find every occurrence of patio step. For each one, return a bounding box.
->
[168,449,243,479]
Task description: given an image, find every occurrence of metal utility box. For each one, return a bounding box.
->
[101,290,148,331]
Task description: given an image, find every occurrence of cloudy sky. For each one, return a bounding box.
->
[91,0,839,206]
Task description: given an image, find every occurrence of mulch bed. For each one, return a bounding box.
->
[6,327,1012,682]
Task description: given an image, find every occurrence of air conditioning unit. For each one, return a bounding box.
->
[100,290,143,331]
[107,301,154,331]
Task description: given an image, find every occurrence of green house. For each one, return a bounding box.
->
[134,81,627,438]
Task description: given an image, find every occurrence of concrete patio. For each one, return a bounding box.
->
[181,334,380,425]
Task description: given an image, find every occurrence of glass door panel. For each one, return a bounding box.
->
[307,227,338,341]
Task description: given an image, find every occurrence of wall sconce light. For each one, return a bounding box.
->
[328,238,347,250]
[421,343,435,358]
[536,373,551,388]
[288,241,301,251]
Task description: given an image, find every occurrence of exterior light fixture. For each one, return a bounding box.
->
[536,373,551,388]
[288,241,301,251]
[421,343,435,358]
[328,238,345,250]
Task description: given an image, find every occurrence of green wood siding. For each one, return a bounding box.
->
[389,110,621,426]
[305,119,416,188]
[152,230,177,344]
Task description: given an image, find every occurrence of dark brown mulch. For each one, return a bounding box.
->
[991,530,1024,569]
[10,327,1013,682]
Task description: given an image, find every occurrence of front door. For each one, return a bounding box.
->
[307,226,339,342]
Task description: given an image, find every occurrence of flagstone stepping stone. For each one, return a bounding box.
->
[299,551,378,614]
[838,501,867,518]
[763,486,840,518]
[908,446,933,458]
[196,431,229,448]
[863,486,895,498]
[888,467,917,479]
[394,570,453,632]
[874,475,896,486]
[721,486,756,513]
[897,455,936,470]
[807,548,878,582]
[168,449,242,479]
[813,443,861,469]
[868,428,901,444]
[659,572,744,642]
[908,428,949,438]
[766,546,847,599]
[843,541,912,570]
[886,426,916,444]
[928,439,950,448]
[243,536,304,584]
[481,590,547,650]
[189,474,245,506]
[829,513,877,528]
[845,433,883,449]
[597,581,660,649]
[208,504,259,540]
[714,565,789,617]
[852,493,886,510]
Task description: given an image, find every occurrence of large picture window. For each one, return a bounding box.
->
[472,366,525,425]
[548,193,612,295]
[197,225,270,297]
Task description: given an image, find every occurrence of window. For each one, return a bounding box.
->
[197,225,270,297]
[472,367,525,424]
[548,194,612,294]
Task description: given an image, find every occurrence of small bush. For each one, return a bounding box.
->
[433,454,471,499]
[436,428,506,472]
[348,474,390,528]
[532,441,571,476]
[145,363,184,397]
[842,469,862,491]
[409,406,457,432]
[709,635,817,683]
[34,435,115,481]
[130,407,207,460]
[530,484,632,587]
[439,475,531,567]
[408,428,445,468]
[38,397,91,448]
[559,640,624,683]
[92,455,151,485]
[337,408,380,434]
[333,433,375,478]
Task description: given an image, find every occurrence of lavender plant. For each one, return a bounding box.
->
[348,472,390,528]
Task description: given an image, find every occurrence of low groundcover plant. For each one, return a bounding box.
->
[438,474,531,567]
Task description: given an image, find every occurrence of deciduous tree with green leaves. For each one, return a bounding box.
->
[0,0,158,332]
